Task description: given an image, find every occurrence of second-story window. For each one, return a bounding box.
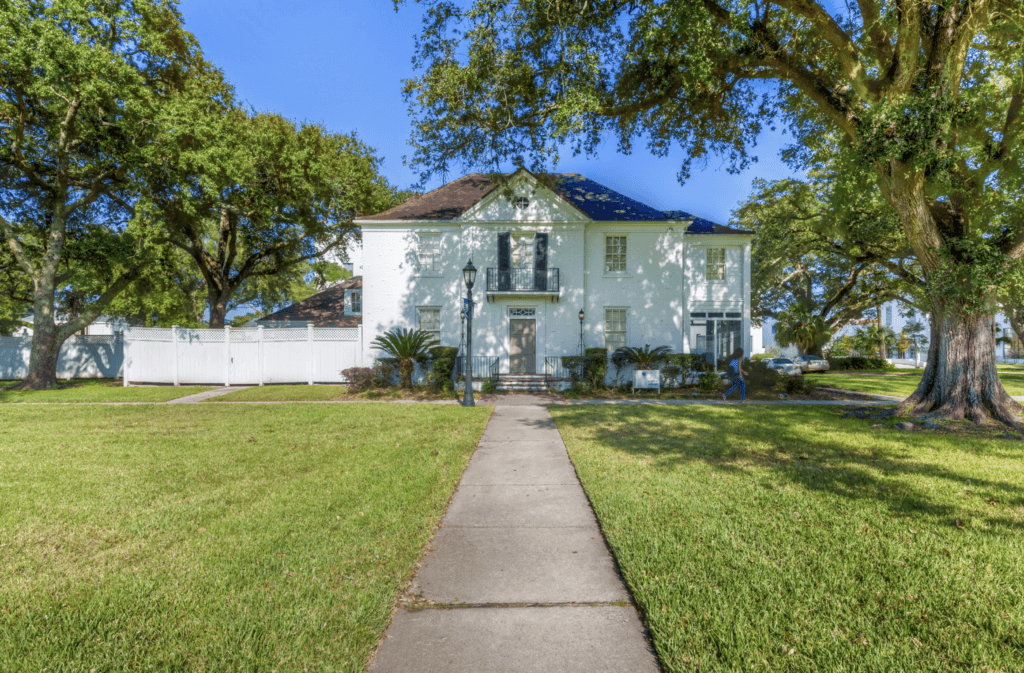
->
[706,248,726,282]
[350,291,361,313]
[417,233,441,273]
[605,236,627,273]
[511,233,534,268]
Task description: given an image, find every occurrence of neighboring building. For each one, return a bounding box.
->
[257,276,362,328]
[354,169,753,378]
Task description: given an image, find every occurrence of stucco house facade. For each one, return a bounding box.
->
[354,169,753,382]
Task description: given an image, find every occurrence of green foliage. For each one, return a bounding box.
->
[827,356,894,372]
[774,305,834,356]
[697,370,720,393]
[849,325,898,359]
[610,344,672,370]
[584,347,610,389]
[661,365,682,388]
[370,328,438,388]
[341,367,375,392]
[480,379,496,394]
[745,359,780,392]
[560,355,588,390]
[427,346,459,393]
[782,376,816,396]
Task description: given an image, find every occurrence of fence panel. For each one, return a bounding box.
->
[124,326,362,385]
[0,335,123,380]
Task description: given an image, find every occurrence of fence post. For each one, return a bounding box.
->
[357,324,364,366]
[225,325,231,387]
[122,329,129,387]
[258,325,264,386]
[307,323,314,385]
[171,325,179,387]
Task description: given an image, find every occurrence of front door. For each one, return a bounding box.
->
[509,319,536,373]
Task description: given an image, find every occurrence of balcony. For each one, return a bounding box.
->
[485,268,560,301]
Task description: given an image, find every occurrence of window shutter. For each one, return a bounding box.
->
[497,232,511,290]
[534,233,548,291]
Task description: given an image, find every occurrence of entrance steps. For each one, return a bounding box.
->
[496,373,549,393]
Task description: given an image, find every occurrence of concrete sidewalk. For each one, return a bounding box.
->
[367,405,659,673]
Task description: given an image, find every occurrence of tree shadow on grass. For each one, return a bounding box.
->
[553,405,1024,534]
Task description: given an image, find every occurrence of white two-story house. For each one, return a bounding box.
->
[355,169,752,383]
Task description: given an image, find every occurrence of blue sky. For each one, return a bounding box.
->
[178,0,799,225]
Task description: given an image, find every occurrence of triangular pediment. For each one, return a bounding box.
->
[458,170,591,223]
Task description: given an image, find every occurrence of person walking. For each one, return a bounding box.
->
[722,347,748,402]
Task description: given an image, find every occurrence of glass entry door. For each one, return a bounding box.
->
[689,312,742,369]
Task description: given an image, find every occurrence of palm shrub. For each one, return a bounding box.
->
[611,344,672,370]
[370,328,438,388]
[775,305,832,355]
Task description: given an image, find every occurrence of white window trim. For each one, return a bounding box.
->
[349,290,362,314]
[417,306,442,343]
[602,233,631,278]
[705,247,727,284]
[415,231,443,277]
[604,306,629,352]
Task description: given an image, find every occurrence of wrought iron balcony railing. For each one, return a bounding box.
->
[486,267,560,293]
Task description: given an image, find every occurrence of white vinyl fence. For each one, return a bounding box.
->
[0,335,124,380]
[123,325,364,386]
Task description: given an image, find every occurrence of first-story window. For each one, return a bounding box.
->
[417,233,441,273]
[605,308,627,352]
[350,291,361,313]
[706,248,726,281]
[418,307,441,344]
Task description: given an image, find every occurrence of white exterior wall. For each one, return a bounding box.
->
[359,176,753,371]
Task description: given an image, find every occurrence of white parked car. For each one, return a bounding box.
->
[795,355,830,373]
[763,358,802,376]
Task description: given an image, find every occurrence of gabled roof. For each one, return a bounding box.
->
[662,211,752,236]
[257,277,362,327]
[358,170,749,233]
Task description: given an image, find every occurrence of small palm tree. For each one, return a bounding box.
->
[775,306,832,355]
[611,344,672,370]
[370,328,438,388]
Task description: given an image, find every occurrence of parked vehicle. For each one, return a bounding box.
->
[795,355,830,373]
[764,358,802,376]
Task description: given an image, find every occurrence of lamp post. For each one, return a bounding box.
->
[578,309,585,356]
[462,260,477,407]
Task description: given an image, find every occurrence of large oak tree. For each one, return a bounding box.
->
[401,0,1024,426]
[0,0,201,388]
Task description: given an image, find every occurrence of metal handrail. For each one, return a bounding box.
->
[542,356,583,381]
[452,356,499,382]
[486,267,560,293]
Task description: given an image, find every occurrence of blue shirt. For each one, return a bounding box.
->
[729,358,741,375]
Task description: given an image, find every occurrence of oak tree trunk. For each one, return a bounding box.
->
[18,280,63,390]
[898,301,1021,427]
[208,292,229,329]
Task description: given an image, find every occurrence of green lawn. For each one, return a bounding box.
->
[551,405,1024,671]
[820,371,1024,398]
[207,384,454,403]
[0,404,492,671]
[0,379,213,403]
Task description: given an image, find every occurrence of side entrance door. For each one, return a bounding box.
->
[509,319,536,373]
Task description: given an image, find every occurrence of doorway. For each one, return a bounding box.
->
[509,319,536,373]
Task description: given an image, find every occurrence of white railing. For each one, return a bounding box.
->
[123,325,364,386]
[0,334,123,380]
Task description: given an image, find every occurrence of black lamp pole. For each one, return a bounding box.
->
[462,260,477,407]
[578,309,585,357]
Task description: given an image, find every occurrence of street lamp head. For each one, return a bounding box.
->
[579,309,585,322]
[463,259,477,290]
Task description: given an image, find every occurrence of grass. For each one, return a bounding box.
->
[0,404,492,671]
[0,379,213,403]
[551,405,1024,671]
[206,384,456,403]
[820,371,1024,398]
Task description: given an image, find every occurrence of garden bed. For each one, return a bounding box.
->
[205,384,459,403]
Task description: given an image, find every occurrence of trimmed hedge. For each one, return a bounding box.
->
[827,356,894,371]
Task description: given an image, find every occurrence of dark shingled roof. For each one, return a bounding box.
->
[358,171,748,233]
[257,277,362,327]
[662,210,752,236]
